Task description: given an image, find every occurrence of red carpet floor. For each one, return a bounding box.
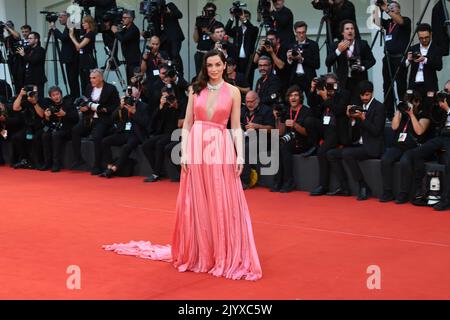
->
[0,166,450,300]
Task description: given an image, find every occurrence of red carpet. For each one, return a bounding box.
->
[0,166,450,300]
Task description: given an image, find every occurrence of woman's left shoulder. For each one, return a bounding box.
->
[226,82,240,96]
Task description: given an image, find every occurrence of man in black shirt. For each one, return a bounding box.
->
[3,21,24,94]
[312,0,358,40]
[241,91,275,189]
[255,56,282,108]
[268,0,294,47]
[374,0,411,120]
[18,32,47,100]
[40,86,79,172]
[112,10,141,83]
[52,11,81,98]
[140,36,169,87]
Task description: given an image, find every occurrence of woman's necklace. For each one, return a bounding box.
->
[207,80,225,91]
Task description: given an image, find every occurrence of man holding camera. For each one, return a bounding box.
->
[308,74,351,196]
[111,10,141,84]
[287,21,320,96]
[11,85,44,169]
[272,85,313,193]
[411,81,450,211]
[266,0,294,48]
[51,11,81,99]
[432,0,450,57]
[193,2,221,75]
[373,0,411,120]
[241,91,275,189]
[3,21,25,94]
[71,69,120,175]
[142,86,181,183]
[40,86,79,172]
[141,36,169,87]
[255,56,282,109]
[326,20,376,103]
[405,23,443,102]
[100,87,151,178]
[327,81,385,200]
[17,32,47,101]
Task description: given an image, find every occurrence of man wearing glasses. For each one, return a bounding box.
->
[405,23,443,101]
[112,10,141,84]
[17,32,47,100]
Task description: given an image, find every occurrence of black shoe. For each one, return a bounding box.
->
[310,186,328,196]
[327,187,351,196]
[433,200,450,211]
[38,164,51,171]
[71,159,86,170]
[0,159,5,166]
[270,181,282,192]
[379,191,394,203]
[411,195,428,207]
[99,169,115,179]
[91,167,103,176]
[144,174,160,183]
[280,181,296,193]
[395,192,409,204]
[13,159,29,169]
[357,186,371,201]
[301,146,317,158]
[51,166,61,173]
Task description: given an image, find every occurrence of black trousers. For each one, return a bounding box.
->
[164,141,182,181]
[194,51,205,76]
[65,61,80,98]
[0,137,4,163]
[273,139,302,188]
[237,57,255,87]
[10,128,43,165]
[242,136,259,185]
[345,77,363,104]
[42,128,72,167]
[290,74,309,96]
[72,120,111,169]
[412,135,450,200]
[383,56,407,119]
[306,118,339,187]
[142,134,172,177]
[125,63,141,85]
[380,146,415,195]
[102,132,141,170]
[161,40,184,76]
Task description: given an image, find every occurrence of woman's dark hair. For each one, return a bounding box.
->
[192,49,228,95]
[285,85,304,105]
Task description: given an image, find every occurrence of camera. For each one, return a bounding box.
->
[24,85,37,98]
[103,7,125,27]
[74,96,90,111]
[291,42,309,58]
[40,11,59,23]
[124,96,137,106]
[281,132,296,144]
[349,105,366,115]
[412,51,422,60]
[140,0,166,17]
[375,0,393,7]
[435,91,450,103]
[48,105,61,114]
[196,5,216,29]
[397,101,413,114]
[230,1,247,16]
[163,93,177,109]
[13,39,30,53]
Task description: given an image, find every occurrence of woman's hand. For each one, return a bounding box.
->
[181,155,189,174]
[236,157,244,177]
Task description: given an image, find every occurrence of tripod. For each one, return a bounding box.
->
[0,41,15,99]
[104,38,126,92]
[44,28,69,95]
[371,26,397,113]
[316,11,335,73]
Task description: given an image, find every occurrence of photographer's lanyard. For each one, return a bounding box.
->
[398,118,411,142]
[246,113,256,124]
[387,22,397,35]
[290,106,302,123]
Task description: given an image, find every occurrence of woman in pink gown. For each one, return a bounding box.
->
[104,50,262,281]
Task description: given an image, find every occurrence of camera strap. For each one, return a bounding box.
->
[290,106,302,123]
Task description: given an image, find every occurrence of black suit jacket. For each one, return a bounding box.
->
[355,99,385,157]
[150,2,185,44]
[287,38,320,84]
[255,73,282,107]
[432,0,449,56]
[84,82,120,124]
[225,20,258,61]
[406,43,443,92]
[115,23,141,65]
[270,7,295,47]
[326,39,376,90]
[23,46,47,85]
[53,27,78,64]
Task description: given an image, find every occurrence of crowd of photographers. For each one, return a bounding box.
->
[0,0,450,210]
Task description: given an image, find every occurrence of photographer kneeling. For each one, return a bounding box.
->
[100,87,151,178]
[271,85,313,193]
[380,90,430,204]
[40,87,79,172]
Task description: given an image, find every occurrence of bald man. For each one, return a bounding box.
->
[240,91,275,189]
[141,36,170,87]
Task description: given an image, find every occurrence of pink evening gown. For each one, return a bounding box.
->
[104,83,262,281]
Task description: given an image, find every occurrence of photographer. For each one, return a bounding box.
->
[11,85,45,169]
[308,74,351,196]
[373,0,411,120]
[380,90,431,204]
[255,56,282,109]
[111,10,141,83]
[69,16,98,96]
[140,35,169,87]
[432,0,449,56]
[327,81,385,200]
[312,0,358,40]
[193,2,221,75]
[254,31,288,93]
[225,9,258,80]
[265,0,294,47]
[40,86,79,172]
[271,85,313,193]
[18,32,47,101]
[79,0,117,24]
[405,23,443,102]
[71,69,120,175]
[3,21,25,93]
[326,20,376,103]
[411,81,450,211]
[51,11,81,98]
[99,87,151,178]
[212,23,237,61]
[287,21,320,96]
[146,1,185,76]
[142,86,181,183]
[0,99,10,165]
[241,91,275,189]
